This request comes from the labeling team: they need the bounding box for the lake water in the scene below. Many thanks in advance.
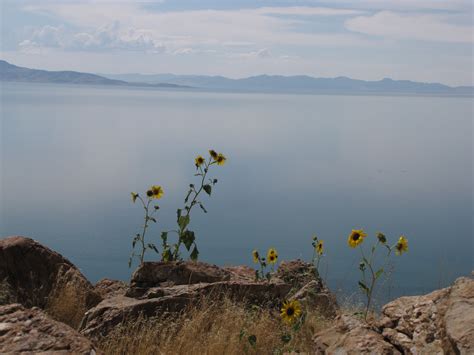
[1,82,472,306]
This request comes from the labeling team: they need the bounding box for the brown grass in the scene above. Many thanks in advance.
[98,297,333,355]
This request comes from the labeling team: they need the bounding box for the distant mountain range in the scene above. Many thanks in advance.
[1,60,472,96]
[0,60,188,89]
[102,73,474,96]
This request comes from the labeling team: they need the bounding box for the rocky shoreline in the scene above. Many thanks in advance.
[0,236,472,354]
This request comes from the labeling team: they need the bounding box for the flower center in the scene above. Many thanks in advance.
[352,233,360,241]
[286,307,294,316]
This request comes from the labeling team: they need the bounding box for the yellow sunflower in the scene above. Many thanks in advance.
[252,250,260,264]
[216,153,227,166]
[316,240,324,255]
[209,149,218,160]
[348,229,367,248]
[280,300,302,324]
[395,236,408,255]
[267,248,278,264]
[147,185,164,200]
[195,155,205,167]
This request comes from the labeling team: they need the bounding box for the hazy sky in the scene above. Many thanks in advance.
[1,0,473,85]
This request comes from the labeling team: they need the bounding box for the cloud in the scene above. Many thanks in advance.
[19,4,374,53]
[254,6,364,16]
[19,22,166,53]
[72,22,166,52]
[231,48,272,59]
[324,0,472,11]
[19,25,63,49]
[345,11,473,43]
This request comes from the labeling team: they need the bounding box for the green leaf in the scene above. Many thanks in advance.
[181,230,195,250]
[161,232,168,242]
[162,249,171,262]
[247,335,257,348]
[176,208,182,222]
[184,188,193,203]
[281,334,291,344]
[178,215,190,230]
[199,203,207,213]
[147,217,157,223]
[190,245,199,261]
[358,281,369,292]
[203,184,212,196]
[375,268,384,279]
[148,243,159,254]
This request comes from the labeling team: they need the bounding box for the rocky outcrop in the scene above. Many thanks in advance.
[378,276,473,354]
[80,260,336,340]
[94,279,127,299]
[276,260,337,318]
[0,303,98,354]
[131,261,231,288]
[313,276,474,354]
[0,236,102,328]
[314,314,401,354]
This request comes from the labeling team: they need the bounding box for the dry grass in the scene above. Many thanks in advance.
[98,297,333,355]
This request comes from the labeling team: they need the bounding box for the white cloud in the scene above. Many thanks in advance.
[231,48,272,59]
[325,0,472,11]
[255,6,364,16]
[19,22,167,53]
[345,11,473,43]
[19,4,373,53]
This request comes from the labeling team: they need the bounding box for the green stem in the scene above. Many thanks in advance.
[139,198,152,265]
[172,158,211,260]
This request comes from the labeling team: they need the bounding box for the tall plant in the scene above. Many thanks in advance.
[161,150,226,262]
[347,229,408,318]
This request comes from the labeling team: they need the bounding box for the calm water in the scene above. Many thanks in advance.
[1,82,472,305]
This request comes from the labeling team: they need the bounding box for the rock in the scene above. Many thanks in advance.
[0,236,102,328]
[81,260,336,340]
[94,279,127,299]
[224,265,256,282]
[276,259,320,289]
[378,276,474,354]
[130,261,231,288]
[0,303,98,354]
[290,280,338,318]
[82,280,292,340]
[313,314,401,354]
[276,260,338,317]
[444,277,474,354]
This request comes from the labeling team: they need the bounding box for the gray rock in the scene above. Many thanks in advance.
[379,276,474,354]
[0,303,98,354]
[0,236,102,329]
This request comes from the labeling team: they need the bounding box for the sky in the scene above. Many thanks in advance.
[0,0,473,86]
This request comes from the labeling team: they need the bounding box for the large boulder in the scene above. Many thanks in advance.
[0,303,98,354]
[0,236,102,328]
[80,260,337,340]
[313,314,401,354]
[94,279,127,299]
[130,261,231,288]
[378,276,473,354]
[313,275,473,354]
